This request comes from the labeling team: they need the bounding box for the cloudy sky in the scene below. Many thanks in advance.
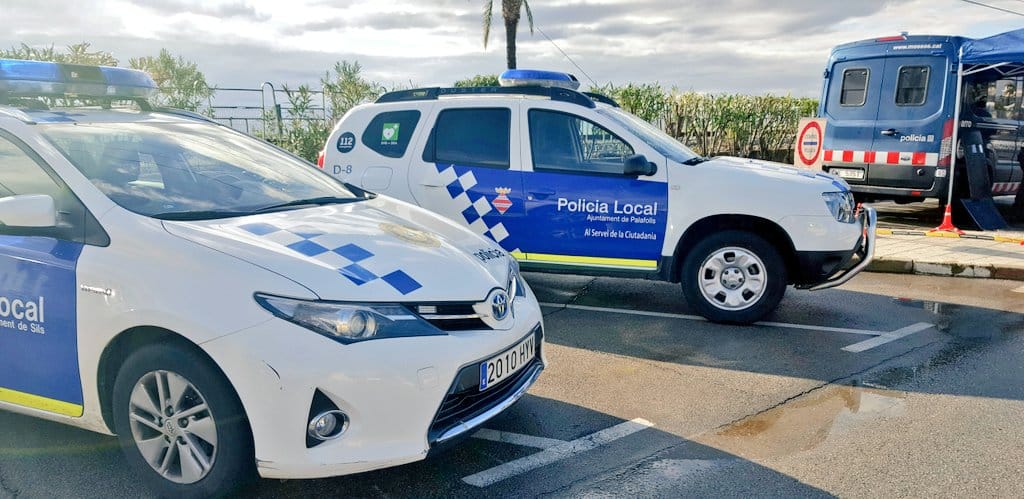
[1,0,1019,102]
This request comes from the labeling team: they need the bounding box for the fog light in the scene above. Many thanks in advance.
[307,410,349,441]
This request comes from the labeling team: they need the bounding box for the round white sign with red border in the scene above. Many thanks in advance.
[796,120,823,167]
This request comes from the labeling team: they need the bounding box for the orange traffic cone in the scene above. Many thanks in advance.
[930,203,963,235]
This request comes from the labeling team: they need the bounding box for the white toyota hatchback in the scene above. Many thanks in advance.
[0,60,544,497]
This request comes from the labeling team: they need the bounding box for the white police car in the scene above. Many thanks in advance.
[322,69,877,324]
[0,60,544,497]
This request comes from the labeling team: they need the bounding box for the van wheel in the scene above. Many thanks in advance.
[681,231,787,324]
[112,344,255,498]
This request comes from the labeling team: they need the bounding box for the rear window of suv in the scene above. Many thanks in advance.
[360,110,421,158]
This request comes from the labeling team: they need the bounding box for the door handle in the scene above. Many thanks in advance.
[880,128,898,136]
[419,181,445,187]
[528,189,555,199]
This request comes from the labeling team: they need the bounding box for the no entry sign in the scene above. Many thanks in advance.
[794,118,826,169]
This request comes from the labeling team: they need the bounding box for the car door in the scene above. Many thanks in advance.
[970,77,1023,187]
[0,131,91,417]
[407,102,528,253]
[519,104,668,270]
[871,55,949,189]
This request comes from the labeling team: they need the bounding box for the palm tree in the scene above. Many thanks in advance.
[482,0,534,69]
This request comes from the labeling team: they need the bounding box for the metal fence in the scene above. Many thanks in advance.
[201,83,334,138]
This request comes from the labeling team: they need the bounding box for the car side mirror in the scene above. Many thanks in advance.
[0,194,57,228]
[623,154,658,176]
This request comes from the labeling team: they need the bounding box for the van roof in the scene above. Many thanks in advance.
[830,34,970,56]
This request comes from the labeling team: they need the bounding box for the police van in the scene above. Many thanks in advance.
[322,70,877,325]
[0,60,545,497]
[818,34,1023,202]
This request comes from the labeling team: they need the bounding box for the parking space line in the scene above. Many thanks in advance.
[541,302,935,352]
[462,418,654,488]
[841,322,935,353]
[471,429,567,449]
[540,302,886,336]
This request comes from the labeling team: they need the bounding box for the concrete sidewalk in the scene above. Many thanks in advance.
[869,230,1024,281]
[863,197,1024,281]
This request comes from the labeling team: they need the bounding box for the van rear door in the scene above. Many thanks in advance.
[870,53,949,190]
[822,57,886,183]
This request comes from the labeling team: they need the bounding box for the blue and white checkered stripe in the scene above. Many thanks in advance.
[239,222,423,295]
[433,163,517,252]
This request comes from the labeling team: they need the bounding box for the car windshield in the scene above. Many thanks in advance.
[39,121,360,219]
[596,106,699,164]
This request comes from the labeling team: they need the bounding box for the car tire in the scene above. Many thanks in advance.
[112,343,255,498]
[681,230,787,324]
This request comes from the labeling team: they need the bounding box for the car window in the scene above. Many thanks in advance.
[528,109,633,174]
[431,108,511,169]
[895,66,929,106]
[39,121,359,219]
[597,106,697,164]
[965,78,1021,120]
[360,110,420,158]
[0,132,99,243]
[0,135,65,201]
[840,68,869,106]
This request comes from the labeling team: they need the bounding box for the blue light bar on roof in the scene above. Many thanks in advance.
[0,58,156,100]
[499,69,581,90]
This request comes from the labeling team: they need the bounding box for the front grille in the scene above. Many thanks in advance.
[415,302,489,331]
[428,325,543,443]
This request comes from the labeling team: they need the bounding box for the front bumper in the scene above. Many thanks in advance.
[795,206,877,291]
[201,297,545,480]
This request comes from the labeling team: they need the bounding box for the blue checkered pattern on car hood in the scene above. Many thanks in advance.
[237,221,423,295]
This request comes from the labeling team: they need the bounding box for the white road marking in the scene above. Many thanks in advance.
[541,302,934,352]
[541,302,886,336]
[841,322,935,353]
[471,429,567,449]
[462,418,654,488]
[1013,285,1024,294]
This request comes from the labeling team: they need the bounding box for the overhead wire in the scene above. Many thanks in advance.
[957,0,1024,16]
[534,26,599,88]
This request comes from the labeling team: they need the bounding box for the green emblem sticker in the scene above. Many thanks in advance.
[381,123,400,143]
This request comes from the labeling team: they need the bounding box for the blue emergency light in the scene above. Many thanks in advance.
[499,69,580,90]
[0,59,156,100]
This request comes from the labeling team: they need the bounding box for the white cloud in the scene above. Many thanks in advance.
[0,0,1017,98]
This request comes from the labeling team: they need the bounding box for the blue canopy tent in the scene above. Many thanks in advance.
[937,28,1024,230]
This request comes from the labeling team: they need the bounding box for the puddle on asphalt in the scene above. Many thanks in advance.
[699,385,905,460]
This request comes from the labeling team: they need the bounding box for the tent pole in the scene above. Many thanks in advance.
[934,47,965,233]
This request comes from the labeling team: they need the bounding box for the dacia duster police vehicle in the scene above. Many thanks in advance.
[0,60,544,497]
[322,70,877,324]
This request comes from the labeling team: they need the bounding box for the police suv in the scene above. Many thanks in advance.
[0,60,544,497]
[322,70,877,324]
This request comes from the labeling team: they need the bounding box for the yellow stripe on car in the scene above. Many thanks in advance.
[0,387,83,417]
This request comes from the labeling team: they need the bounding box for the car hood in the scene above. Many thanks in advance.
[162,197,513,302]
[700,156,849,190]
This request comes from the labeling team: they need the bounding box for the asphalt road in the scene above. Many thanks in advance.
[1,272,1022,498]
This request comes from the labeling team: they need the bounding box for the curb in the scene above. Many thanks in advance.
[875,228,1024,245]
[866,258,1024,282]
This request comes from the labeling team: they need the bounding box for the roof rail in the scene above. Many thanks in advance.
[155,107,219,124]
[582,92,619,107]
[376,85,598,109]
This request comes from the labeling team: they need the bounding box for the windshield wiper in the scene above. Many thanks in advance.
[683,156,709,165]
[251,196,365,214]
[153,210,253,221]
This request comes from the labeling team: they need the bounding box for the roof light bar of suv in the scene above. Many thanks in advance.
[0,59,157,101]
[499,69,581,90]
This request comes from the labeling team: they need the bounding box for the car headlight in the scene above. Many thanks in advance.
[509,261,526,298]
[255,294,444,343]
[821,191,857,224]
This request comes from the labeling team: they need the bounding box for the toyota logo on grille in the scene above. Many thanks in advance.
[489,289,510,321]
